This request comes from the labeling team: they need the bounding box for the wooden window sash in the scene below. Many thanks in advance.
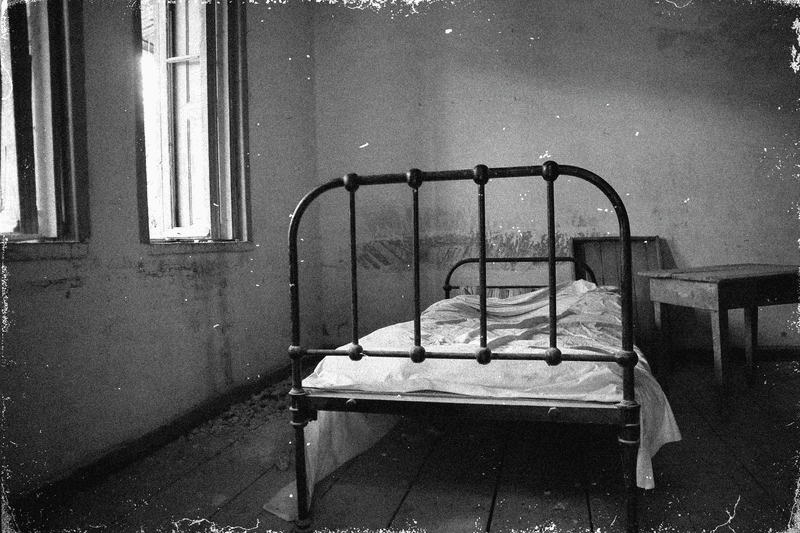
[138,0,248,243]
[7,0,38,236]
[2,0,88,242]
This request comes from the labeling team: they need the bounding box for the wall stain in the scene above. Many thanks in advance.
[33,276,83,291]
[652,4,786,68]
[356,231,591,271]
[136,259,222,283]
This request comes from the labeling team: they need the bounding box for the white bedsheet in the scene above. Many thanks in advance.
[265,280,681,521]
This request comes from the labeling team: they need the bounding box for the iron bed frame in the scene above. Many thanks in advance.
[287,161,641,532]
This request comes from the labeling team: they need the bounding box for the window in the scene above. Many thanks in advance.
[0,0,88,242]
[138,0,249,242]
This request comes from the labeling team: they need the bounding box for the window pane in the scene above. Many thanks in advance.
[170,0,209,235]
[0,0,20,233]
[28,0,56,237]
[140,0,246,243]
[141,0,170,238]
[213,0,233,239]
[141,0,212,241]
[0,0,56,239]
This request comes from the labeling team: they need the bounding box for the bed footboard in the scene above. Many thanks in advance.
[287,161,640,533]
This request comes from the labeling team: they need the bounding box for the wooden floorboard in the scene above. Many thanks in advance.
[490,423,592,533]
[14,416,263,533]
[210,466,296,533]
[310,417,439,531]
[663,361,798,532]
[9,360,800,533]
[111,418,295,533]
[388,418,504,532]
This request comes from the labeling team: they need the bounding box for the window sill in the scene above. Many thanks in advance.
[2,241,90,262]
[145,240,255,255]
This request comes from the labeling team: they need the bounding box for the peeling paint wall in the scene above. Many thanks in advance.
[1,1,320,496]
[355,231,579,270]
[308,0,800,348]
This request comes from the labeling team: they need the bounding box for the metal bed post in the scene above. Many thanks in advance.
[545,162,640,532]
[566,164,641,533]
[608,182,639,533]
[288,345,310,531]
[616,227,640,533]
[288,179,340,531]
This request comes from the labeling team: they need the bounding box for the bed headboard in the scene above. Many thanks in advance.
[288,161,636,400]
[442,256,598,299]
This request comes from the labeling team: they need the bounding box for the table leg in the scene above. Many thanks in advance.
[653,302,670,382]
[743,306,758,384]
[710,309,729,386]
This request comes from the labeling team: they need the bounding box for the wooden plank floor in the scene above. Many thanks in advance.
[9,359,800,533]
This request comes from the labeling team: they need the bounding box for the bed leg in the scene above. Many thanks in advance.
[288,345,312,532]
[618,400,641,533]
[292,422,312,532]
[621,438,639,533]
[289,379,312,532]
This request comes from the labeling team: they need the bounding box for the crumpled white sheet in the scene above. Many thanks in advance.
[265,280,681,522]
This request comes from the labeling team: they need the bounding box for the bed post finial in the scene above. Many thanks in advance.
[348,343,364,361]
[542,160,560,182]
[475,346,492,365]
[545,346,562,366]
[342,172,359,192]
[410,345,426,363]
[615,349,638,369]
[406,168,423,189]
[472,164,489,185]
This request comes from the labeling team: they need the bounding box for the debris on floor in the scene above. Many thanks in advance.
[191,379,292,439]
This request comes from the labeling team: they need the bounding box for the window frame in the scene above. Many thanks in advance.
[135,0,251,246]
[1,0,89,244]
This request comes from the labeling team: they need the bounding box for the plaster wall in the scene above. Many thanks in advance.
[309,0,800,351]
[2,1,319,495]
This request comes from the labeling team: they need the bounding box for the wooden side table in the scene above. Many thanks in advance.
[639,264,799,385]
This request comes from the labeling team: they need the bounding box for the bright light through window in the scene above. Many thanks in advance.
[139,0,245,242]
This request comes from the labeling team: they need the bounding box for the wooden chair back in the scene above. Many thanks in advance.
[572,236,663,361]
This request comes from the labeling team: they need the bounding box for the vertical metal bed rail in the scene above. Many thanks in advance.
[542,161,563,367]
[348,182,359,346]
[344,174,364,361]
[473,165,491,364]
[407,169,426,363]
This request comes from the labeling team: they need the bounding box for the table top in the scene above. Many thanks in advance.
[639,263,799,283]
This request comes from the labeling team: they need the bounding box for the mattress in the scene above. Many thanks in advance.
[265,280,681,521]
